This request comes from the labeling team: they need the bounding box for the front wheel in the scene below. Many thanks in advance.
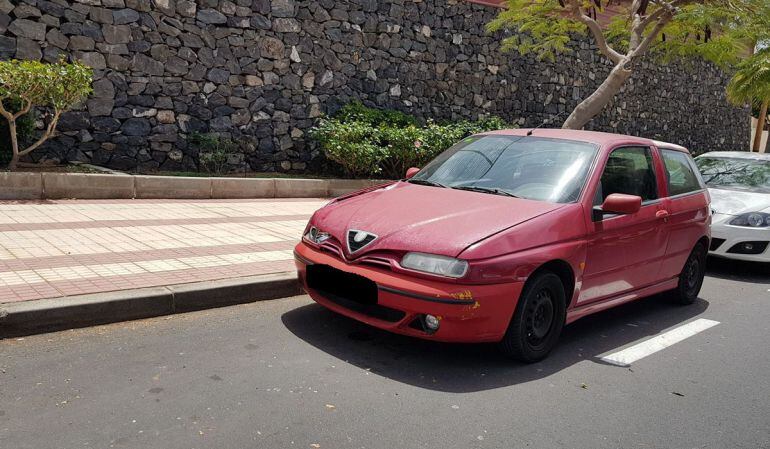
[672,243,707,305]
[499,271,566,363]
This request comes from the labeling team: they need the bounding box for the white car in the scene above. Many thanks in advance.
[694,151,770,262]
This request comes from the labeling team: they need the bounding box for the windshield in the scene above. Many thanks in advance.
[410,135,598,203]
[694,156,770,193]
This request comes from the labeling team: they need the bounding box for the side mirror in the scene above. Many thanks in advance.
[405,167,420,179]
[592,193,642,221]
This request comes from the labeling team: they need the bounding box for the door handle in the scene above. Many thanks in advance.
[656,210,670,219]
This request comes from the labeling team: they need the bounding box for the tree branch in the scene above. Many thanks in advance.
[630,13,674,59]
[638,5,669,30]
[566,0,624,64]
[13,100,32,120]
[18,110,61,156]
[0,98,13,121]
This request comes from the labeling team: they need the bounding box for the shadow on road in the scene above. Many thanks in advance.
[706,256,770,284]
[282,294,709,393]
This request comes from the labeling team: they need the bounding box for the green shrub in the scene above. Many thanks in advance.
[332,101,417,128]
[188,132,238,174]
[0,59,92,170]
[311,103,510,178]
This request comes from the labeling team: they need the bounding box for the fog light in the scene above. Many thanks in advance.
[424,314,440,331]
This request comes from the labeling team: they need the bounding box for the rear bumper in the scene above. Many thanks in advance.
[294,243,523,343]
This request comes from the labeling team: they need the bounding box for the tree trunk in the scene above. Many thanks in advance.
[7,119,18,171]
[562,63,633,130]
[753,99,769,152]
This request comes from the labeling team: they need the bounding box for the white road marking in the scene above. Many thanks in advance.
[600,318,720,366]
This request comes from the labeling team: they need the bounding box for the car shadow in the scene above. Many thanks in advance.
[706,256,770,284]
[281,294,709,393]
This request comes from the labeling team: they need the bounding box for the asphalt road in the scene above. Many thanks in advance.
[2,257,769,449]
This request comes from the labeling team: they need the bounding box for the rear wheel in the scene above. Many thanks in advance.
[672,243,707,305]
[499,271,566,363]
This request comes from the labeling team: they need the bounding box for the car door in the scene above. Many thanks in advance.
[579,146,670,304]
[656,148,711,279]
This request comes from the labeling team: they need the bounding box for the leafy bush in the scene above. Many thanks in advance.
[311,103,510,178]
[189,132,238,174]
[331,101,417,128]
[0,59,92,170]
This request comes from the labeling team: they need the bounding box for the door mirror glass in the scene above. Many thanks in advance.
[405,167,420,179]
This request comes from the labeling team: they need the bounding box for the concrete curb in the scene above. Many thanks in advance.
[0,272,302,339]
[0,172,388,200]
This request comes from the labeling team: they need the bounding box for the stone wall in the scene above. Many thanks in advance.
[0,0,749,173]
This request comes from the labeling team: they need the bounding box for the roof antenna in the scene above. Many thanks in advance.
[526,111,567,136]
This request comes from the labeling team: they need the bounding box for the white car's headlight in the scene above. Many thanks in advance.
[401,252,469,278]
[729,212,770,228]
[303,226,331,244]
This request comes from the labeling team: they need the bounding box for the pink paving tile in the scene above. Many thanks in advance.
[0,199,317,304]
[0,241,297,272]
[0,198,322,206]
[0,214,310,232]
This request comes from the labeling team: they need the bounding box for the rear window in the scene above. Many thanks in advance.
[661,150,703,196]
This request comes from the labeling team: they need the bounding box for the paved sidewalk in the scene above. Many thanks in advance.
[0,199,325,303]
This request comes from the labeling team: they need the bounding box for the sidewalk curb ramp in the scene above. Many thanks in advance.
[0,272,302,338]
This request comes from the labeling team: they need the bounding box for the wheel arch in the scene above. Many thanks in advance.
[697,235,709,250]
[528,259,576,308]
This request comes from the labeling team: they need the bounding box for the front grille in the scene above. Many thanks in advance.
[358,256,392,268]
[320,241,345,259]
[710,238,726,251]
[727,241,769,255]
[347,230,377,253]
[306,264,405,322]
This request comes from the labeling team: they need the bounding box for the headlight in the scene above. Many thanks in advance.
[729,212,770,228]
[303,226,331,244]
[401,252,469,278]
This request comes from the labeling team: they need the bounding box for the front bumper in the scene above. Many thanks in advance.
[709,213,770,262]
[294,242,522,343]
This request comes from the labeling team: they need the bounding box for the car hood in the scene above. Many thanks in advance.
[709,187,770,215]
[311,182,565,258]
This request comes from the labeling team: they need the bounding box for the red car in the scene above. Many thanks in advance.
[294,129,710,362]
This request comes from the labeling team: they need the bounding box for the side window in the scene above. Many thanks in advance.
[594,146,658,205]
[660,149,703,196]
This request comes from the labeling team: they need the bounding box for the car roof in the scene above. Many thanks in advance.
[650,140,689,153]
[480,128,690,153]
[696,151,770,160]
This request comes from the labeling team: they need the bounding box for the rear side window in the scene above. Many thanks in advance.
[661,150,703,196]
[594,146,658,205]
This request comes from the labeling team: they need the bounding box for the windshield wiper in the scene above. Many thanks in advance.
[407,179,448,188]
[452,186,519,198]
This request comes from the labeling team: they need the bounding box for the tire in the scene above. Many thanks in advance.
[499,271,566,363]
[672,243,707,305]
